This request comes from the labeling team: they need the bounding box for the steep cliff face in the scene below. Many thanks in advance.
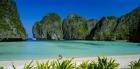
[31,6,140,42]
[87,19,97,34]
[86,19,97,40]
[62,14,88,40]
[87,7,140,42]
[32,22,43,39]
[0,0,27,41]
[88,16,117,40]
[32,13,63,40]
[115,7,140,42]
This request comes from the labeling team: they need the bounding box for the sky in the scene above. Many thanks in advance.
[15,0,140,38]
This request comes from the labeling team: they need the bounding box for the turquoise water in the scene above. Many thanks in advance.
[0,41,140,60]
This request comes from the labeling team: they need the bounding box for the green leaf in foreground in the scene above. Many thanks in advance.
[129,59,140,69]
[35,61,50,69]
[95,57,119,69]
[77,61,95,69]
[1,57,121,69]
[50,59,76,69]
[12,64,17,69]
[0,67,4,69]
[23,61,33,69]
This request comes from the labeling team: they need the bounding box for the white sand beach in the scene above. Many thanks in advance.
[0,55,140,69]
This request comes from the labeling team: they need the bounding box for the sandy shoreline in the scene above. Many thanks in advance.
[0,54,140,69]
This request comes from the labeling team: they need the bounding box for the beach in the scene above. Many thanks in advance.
[0,54,140,69]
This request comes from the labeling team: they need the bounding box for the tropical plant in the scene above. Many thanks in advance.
[91,57,119,69]
[35,61,50,69]
[23,61,34,69]
[129,59,140,69]
[77,57,119,69]
[77,61,95,69]
[12,64,17,69]
[0,57,120,69]
[50,59,76,69]
[0,66,4,69]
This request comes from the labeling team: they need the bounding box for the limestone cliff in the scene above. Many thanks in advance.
[115,7,140,42]
[0,0,27,41]
[93,16,117,40]
[32,13,63,40]
[62,14,88,40]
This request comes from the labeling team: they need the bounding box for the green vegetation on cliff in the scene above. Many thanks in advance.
[62,14,88,39]
[115,7,140,42]
[88,7,140,42]
[0,0,27,41]
[32,13,63,40]
[93,16,117,41]
[32,6,140,42]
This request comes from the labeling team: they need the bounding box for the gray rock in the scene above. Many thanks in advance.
[87,6,140,42]
[62,14,88,40]
[87,19,97,33]
[32,13,63,40]
[0,0,27,41]
[93,16,118,40]
[86,19,98,40]
[115,7,140,42]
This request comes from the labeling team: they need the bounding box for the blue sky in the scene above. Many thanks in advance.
[15,0,140,38]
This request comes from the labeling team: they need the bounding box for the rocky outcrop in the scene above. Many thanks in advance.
[93,16,117,40]
[32,13,63,40]
[87,19,97,34]
[86,19,97,40]
[88,7,140,42]
[115,7,140,42]
[0,0,27,41]
[32,22,43,39]
[62,14,88,40]
[32,6,140,42]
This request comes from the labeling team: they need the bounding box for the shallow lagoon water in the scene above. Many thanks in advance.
[0,40,140,60]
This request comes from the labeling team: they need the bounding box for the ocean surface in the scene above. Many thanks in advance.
[0,40,140,60]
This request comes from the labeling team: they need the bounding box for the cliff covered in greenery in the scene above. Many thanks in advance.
[0,0,27,41]
[115,7,140,42]
[62,14,88,40]
[32,6,140,42]
[93,16,118,41]
[32,13,63,40]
